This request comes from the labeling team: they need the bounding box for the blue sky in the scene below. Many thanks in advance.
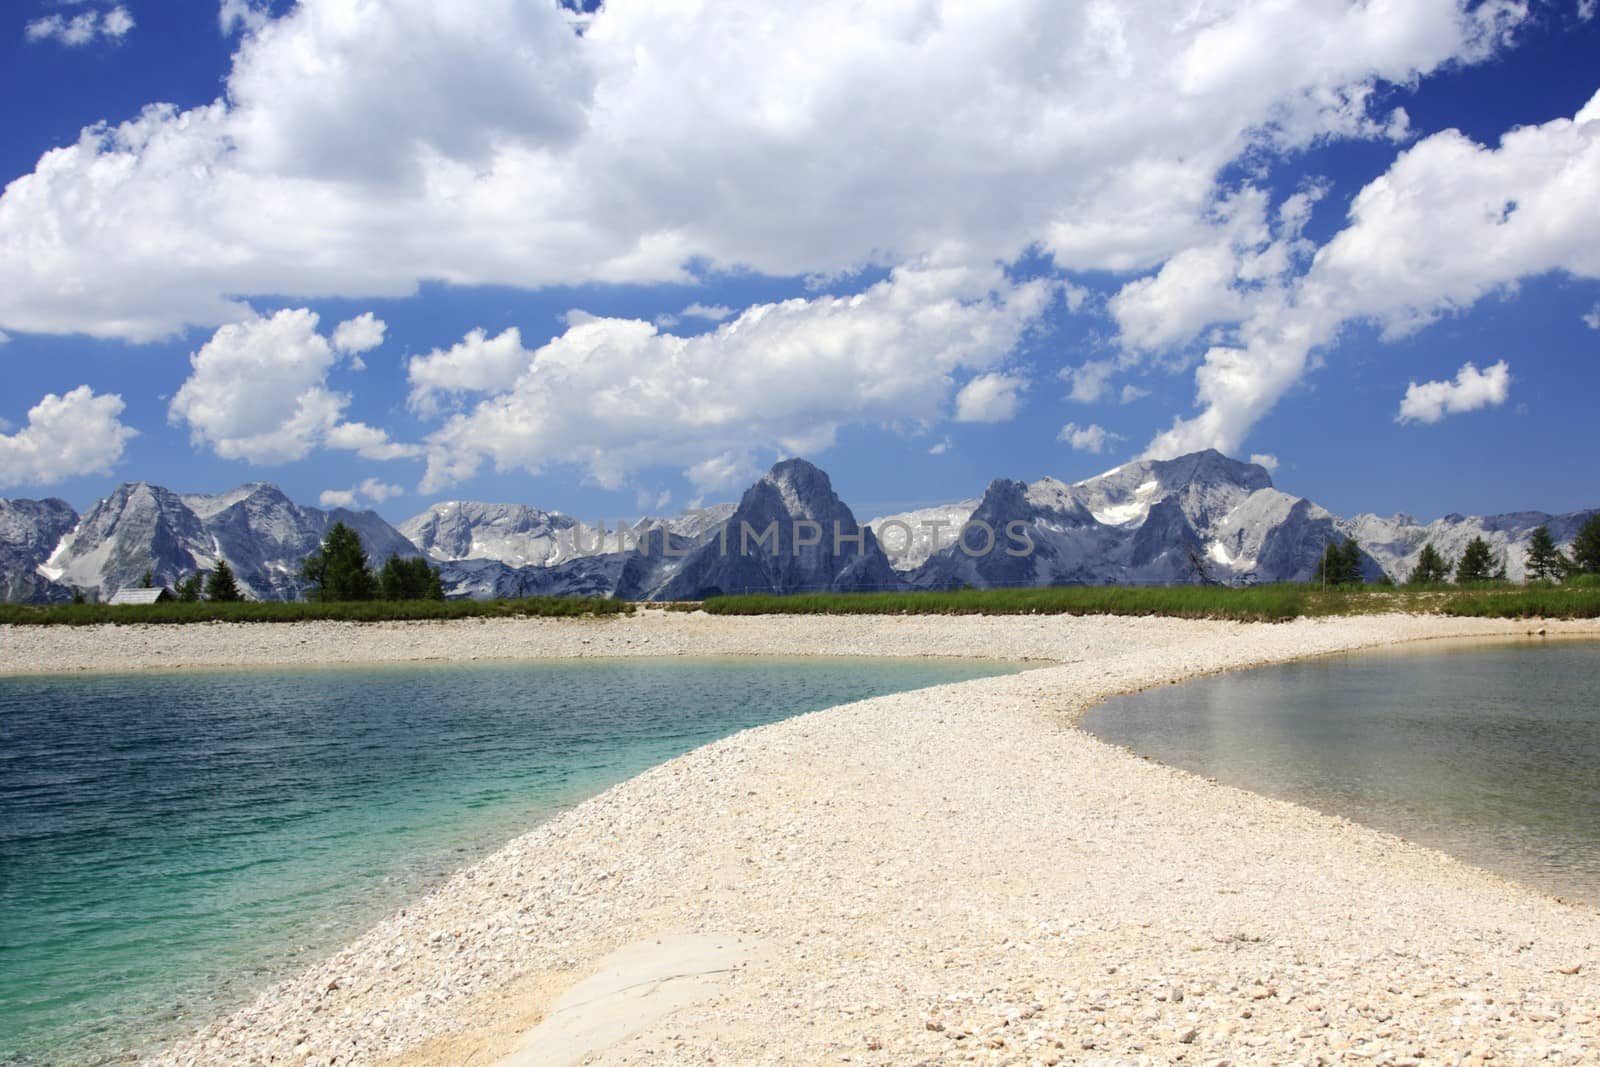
[1,0,1597,525]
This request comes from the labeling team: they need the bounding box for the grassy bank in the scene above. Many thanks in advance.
[693,586,1305,621]
[8,586,1597,626]
[0,597,634,627]
[1436,587,1600,619]
[694,584,1600,621]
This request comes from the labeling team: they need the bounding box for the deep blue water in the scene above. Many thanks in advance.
[1084,639,1600,907]
[0,657,1019,1065]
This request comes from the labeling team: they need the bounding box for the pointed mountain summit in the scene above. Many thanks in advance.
[1072,450,1274,530]
[904,476,1112,589]
[42,482,212,597]
[653,458,900,600]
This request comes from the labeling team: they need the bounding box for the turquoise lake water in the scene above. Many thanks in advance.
[1084,639,1600,907]
[0,657,1019,1065]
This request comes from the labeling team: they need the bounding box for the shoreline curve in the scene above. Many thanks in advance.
[7,611,1598,1064]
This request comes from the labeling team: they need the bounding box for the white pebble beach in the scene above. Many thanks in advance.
[4,611,1598,1066]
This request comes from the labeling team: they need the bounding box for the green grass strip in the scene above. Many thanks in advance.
[7,585,1598,626]
[696,586,1307,621]
[695,584,1600,622]
[0,597,634,626]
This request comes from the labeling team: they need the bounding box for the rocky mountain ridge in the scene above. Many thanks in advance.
[648,459,900,600]
[3,452,1594,601]
[870,450,1590,586]
[28,482,420,602]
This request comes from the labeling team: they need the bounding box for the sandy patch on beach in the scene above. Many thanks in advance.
[7,612,1599,1065]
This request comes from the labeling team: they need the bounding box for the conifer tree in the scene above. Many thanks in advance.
[1339,538,1365,585]
[1406,543,1452,585]
[1454,536,1496,584]
[301,522,377,601]
[1572,515,1600,576]
[378,554,445,600]
[206,559,244,602]
[1525,525,1563,581]
[1315,538,1363,586]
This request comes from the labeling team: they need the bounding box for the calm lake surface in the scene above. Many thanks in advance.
[1084,639,1600,907]
[0,657,1020,1065]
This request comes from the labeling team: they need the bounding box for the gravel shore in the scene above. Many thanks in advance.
[6,612,1599,1065]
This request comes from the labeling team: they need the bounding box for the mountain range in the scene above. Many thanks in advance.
[2,451,1593,603]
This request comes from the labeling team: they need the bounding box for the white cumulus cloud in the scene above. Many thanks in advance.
[331,312,387,356]
[25,6,134,47]
[319,478,405,509]
[1063,359,1116,404]
[1249,452,1279,472]
[219,0,271,36]
[1110,237,1248,353]
[1584,304,1600,330]
[169,309,346,464]
[169,308,417,465]
[101,5,134,37]
[681,303,733,322]
[1144,90,1600,459]
[1058,422,1122,454]
[407,327,535,416]
[0,0,1568,488]
[1063,359,1153,406]
[416,263,1051,493]
[1107,183,1324,355]
[324,422,422,462]
[1397,360,1511,424]
[685,452,759,495]
[317,489,357,509]
[0,386,136,488]
[954,373,1028,423]
[0,0,1528,340]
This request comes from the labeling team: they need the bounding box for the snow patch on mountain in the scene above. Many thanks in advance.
[1085,479,1162,527]
[0,497,78,602]
[867,500,980,571]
